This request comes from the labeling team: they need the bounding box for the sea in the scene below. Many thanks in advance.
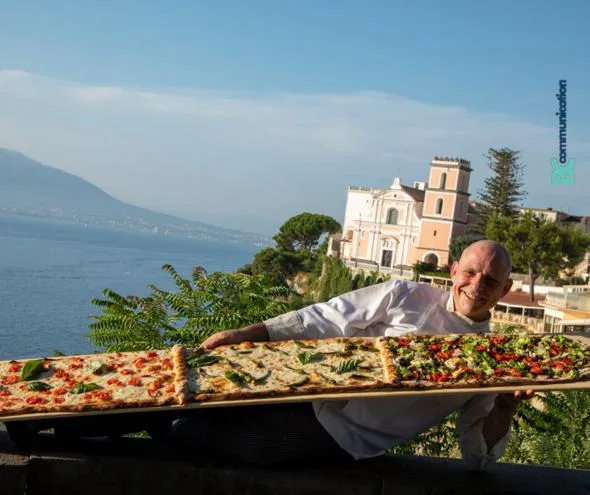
[0,213,259,360]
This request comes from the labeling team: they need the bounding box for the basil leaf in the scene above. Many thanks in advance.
[335,359,362,374]
[27,381,52,392]
[187,355,221,368]
[297,351,322,365]
[224,370,247,387]
[69,383,101,394]
[20,359,46,382]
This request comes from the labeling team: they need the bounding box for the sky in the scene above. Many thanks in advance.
[0,0,589,235]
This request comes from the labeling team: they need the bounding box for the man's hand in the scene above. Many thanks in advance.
[483,389,534,449]
[495,389,535,412]
[201,323,269,349]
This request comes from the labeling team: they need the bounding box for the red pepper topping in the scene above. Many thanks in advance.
[8,363,22,373]
[2,375,19,385]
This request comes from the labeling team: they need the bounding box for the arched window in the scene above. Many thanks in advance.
[436,198,443,215]
[386,208,399,225]
[440,173,447,189]
[424,253,439,268]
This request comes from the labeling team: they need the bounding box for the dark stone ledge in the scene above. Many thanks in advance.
[1,430,589,495]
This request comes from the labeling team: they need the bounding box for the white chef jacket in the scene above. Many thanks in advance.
[263,280,511,470]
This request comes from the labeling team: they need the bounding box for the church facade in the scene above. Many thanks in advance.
[328,157,475,270]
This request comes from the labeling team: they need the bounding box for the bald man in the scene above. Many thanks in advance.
[11,241,529,469]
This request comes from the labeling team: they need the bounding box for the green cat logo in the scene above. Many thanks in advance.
[550,158,575,185]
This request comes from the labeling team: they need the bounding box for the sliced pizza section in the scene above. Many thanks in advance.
[384,333,590,389]
[0,348,183,416]
[185,337,389,402]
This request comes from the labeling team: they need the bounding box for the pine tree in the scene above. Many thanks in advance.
[476,148,527,231]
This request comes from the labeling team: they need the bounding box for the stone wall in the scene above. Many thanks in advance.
[1,431,589,495]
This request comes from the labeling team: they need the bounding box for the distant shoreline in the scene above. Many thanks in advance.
[0,209,271,248]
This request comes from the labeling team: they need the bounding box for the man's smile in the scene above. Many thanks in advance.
[461,289,486,303]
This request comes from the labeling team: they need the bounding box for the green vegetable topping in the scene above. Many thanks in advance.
[335,359,362,374]
[297,351,322,365]
[69,383,101,394]
[187,355,221,368]
[27,381,52,392]
[20,359,46,382]
[224,370,247,387]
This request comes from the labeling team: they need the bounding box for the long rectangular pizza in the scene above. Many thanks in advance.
[1,333,589,417]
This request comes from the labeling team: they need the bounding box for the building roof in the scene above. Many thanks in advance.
[400,185,425,203]
[497,291,546,308]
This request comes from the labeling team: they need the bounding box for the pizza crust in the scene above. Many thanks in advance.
[171,344,188,405]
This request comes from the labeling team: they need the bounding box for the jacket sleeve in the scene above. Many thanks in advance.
[456,393,511,471]
[263,280,403,341]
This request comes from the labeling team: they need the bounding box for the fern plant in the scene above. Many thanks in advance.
[502,391,590,469]
[87,265,290,352]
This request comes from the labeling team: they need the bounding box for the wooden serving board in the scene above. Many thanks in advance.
[3,377,590,423]
[2,334,589,423]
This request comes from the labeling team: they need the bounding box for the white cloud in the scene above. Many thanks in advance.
[0,69,587,234]
[68,86,124,103]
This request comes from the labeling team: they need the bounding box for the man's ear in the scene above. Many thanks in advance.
[501,278,513,297]
[450,261,459,277]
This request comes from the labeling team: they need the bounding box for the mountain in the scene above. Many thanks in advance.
[0,148,271,246]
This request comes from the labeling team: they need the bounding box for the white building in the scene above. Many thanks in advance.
[328,157,475,271]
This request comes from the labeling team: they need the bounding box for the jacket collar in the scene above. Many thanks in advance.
[445,292,490,332]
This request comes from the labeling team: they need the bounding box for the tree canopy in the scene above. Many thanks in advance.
[273,212,341,253]
[486,212,590,301]
[240,247,301,286]
[449,233,483,262]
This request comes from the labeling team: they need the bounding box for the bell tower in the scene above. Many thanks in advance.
[415,157,472,267]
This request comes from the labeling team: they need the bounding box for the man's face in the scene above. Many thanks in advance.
[450,247,512,321]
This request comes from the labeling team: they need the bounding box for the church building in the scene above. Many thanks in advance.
[328,157,475,270]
